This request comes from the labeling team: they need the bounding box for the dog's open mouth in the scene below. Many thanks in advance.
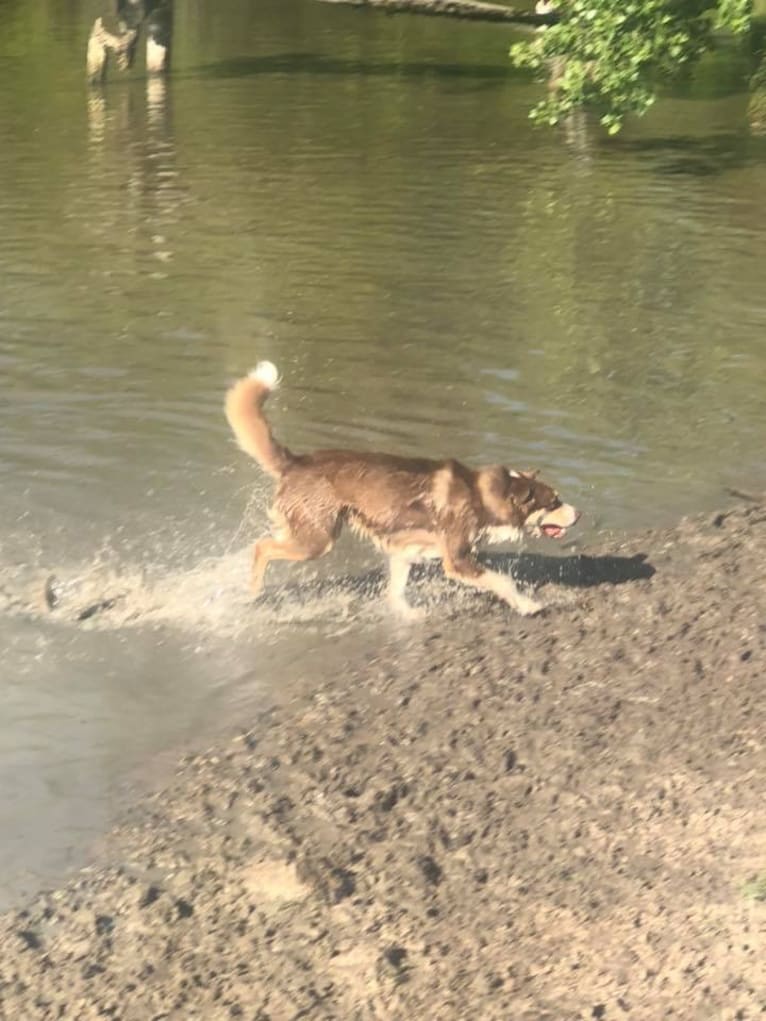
[535,501,579,540]
[541,524,565,539]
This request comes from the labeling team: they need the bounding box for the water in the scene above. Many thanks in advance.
[1,0,765,906]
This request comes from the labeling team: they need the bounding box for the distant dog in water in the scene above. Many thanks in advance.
[225,362,579,617]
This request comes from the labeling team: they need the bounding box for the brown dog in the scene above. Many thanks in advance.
[225,362,579,617]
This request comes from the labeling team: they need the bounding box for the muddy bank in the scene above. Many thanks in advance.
[1,501,765,1020]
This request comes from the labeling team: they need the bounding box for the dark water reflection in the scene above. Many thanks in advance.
[0,0,765,905]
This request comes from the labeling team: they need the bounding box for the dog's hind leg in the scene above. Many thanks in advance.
[251,528,335,597]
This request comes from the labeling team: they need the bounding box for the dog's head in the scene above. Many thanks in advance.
[478,467,579,540]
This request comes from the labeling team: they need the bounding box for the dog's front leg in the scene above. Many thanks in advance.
[479,569,542,616]
[442,544,542,616]
[387,554,424,620]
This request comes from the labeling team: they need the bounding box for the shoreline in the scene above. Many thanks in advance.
[1,500,765,1019]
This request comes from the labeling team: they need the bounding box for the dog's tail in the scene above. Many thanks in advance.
[225,361,293,478]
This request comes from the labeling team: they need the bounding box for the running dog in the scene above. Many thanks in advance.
[225,362,579,617]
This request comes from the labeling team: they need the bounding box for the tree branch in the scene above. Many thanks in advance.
[315,0,556,27]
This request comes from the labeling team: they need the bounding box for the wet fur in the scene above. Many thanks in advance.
[225,363,579,617]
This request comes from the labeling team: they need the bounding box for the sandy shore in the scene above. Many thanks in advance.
[1,499,765,1020]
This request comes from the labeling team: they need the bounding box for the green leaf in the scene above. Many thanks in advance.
[509,0,754,133]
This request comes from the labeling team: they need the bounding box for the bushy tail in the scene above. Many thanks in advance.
[224,361,293,478]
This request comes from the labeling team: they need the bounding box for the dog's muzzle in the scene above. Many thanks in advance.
[534,503,580,540]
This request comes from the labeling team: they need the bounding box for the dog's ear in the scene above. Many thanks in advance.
[507,473,533,505]
[520,468,539,481]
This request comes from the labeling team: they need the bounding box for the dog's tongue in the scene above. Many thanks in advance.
[542,524,564,539]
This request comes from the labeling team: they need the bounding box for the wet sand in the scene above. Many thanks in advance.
[1,499,765,1020]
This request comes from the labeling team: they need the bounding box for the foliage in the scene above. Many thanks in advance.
[510,0,753,132]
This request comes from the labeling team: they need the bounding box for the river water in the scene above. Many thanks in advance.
[1,0,765,907]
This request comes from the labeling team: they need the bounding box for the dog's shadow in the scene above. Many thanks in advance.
[482,550,655,589]
[261,550,655,610]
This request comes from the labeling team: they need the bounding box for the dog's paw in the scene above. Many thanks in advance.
[514,595,544,617]
[390,600,426,622]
